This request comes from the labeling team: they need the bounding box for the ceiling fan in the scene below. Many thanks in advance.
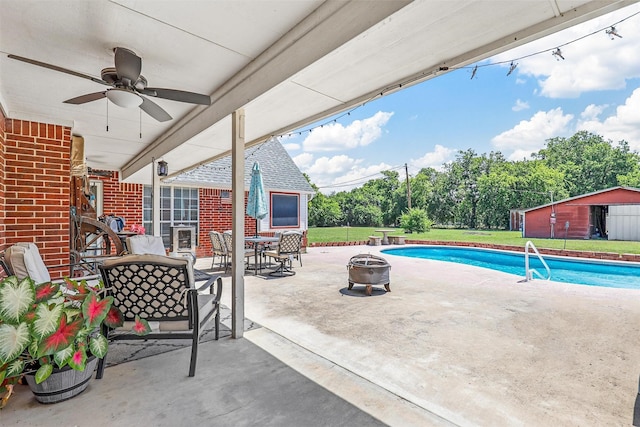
[8,47,211,122]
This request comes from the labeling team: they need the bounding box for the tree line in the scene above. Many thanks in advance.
[308,131,640,229]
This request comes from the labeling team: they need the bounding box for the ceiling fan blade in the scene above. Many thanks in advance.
[114,47,142,84]
[8,54,109,86]
[139,96,172,122]
[140,87,211,105]
[64,92,107,104]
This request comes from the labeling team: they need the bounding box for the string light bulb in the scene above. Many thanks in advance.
[552,48,565,61]
[606,26,622,39]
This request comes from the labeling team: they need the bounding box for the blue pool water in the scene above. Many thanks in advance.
[382,246,640,289]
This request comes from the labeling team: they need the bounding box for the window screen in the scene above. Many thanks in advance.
[271,193,299,227]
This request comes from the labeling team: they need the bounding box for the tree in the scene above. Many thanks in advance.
[533,131,640,196]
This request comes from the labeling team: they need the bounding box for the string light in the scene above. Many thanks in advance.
[552,48,565,61]
[606,26,622,39]
[470,65,478,79]
[273,9,638,139]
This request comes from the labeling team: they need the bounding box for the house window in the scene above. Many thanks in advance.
[143,186,199,246]
[271,193,299,228]
[88,180,103,216]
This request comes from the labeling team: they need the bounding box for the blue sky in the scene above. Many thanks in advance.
[282,3,640,194]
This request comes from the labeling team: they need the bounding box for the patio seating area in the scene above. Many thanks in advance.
[3,245,640,426]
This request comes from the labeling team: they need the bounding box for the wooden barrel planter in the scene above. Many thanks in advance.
[347,254,391,295]
[25,355,98,404]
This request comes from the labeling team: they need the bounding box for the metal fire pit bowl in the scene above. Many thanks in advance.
[347,254,391,296]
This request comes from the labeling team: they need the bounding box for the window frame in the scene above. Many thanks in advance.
[270,192,300,229]
[143,185,199,247]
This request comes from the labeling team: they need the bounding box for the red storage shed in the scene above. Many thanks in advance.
[523,187,640,240]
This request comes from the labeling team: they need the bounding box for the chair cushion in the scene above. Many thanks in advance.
[126,235,167,256]
[5,242,51,284]
[102,253,195,290]
[115,294,216,332]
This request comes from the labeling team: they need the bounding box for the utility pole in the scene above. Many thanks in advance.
[405,163,411,209]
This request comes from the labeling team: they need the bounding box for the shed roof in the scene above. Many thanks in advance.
[165,137,314,195]
[524,186,640,213]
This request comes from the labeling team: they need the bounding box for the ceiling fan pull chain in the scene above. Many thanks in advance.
[106,99,109,132]
[139,109,142,139]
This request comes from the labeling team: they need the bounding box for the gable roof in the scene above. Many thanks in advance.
[165,137,314,194]
[523,186,640,213]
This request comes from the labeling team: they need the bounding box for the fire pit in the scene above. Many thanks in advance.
[347,254,391,296]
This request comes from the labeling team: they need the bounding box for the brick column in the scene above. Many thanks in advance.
[4,119,72,279]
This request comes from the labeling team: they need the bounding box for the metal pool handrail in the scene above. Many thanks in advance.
[524,241,551,281]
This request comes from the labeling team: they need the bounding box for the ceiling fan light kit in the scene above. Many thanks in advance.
[8,47,211,122]
[105,88,142,108]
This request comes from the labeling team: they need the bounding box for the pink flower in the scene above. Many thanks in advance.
[130,224,146,235]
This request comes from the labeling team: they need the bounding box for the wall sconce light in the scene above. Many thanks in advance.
[157,160,168,176]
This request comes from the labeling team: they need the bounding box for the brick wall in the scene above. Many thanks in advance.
[197,188,257,257]
[0,108,6,251]
[90,170,143,226]
[3,118,72,279]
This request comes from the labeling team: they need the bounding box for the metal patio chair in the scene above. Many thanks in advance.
[97,254,222,378]
[264,231,303,276]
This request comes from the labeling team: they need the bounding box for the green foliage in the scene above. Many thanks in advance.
[533,131,640,196]
[306,131,640,231]
[400,208,432,233]
[308,192,343,227]
[0,276,144,409]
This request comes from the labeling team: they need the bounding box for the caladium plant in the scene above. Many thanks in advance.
[0,276,151,408]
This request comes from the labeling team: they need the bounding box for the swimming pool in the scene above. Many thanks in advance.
[382,246,640,289]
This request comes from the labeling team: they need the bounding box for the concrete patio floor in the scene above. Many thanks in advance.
[3,244,640,426]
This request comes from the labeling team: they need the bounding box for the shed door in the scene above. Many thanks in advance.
[608,205,640,241]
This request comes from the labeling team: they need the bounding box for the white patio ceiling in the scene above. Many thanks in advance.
[1,0,636,184]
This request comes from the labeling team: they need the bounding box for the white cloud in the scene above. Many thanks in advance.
[512,99,530,111]
[292,152,314,169]
[282,142,301,151]
[293,153,394,194]
[491,108,574,160]
[580,103,607,120]
[491,4,640,97]
[302,111,394,152]
[409,144,455,173]
[577,87,640,149]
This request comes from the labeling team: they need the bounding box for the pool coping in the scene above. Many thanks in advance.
[308,240,640,262]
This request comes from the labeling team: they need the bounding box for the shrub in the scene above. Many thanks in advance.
[400,208,433,233]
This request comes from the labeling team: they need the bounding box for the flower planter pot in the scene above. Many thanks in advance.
[25,356,98,404]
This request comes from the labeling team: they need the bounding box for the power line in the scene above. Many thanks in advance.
[275,8,639,138]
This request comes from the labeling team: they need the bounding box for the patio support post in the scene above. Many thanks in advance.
[231,109,246,338]
[152,158,161,236]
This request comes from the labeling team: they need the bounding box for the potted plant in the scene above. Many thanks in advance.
[0,275,150,408]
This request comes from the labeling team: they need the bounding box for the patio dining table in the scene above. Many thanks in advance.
[375,229,395,245]
[245,236,279,275]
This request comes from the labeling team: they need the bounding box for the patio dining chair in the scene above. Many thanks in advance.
[125,234,167,256]
[209,231,228,270]
[97,254,223,378]
[264,231,303,276]
[126,234,212,282]
[222,231,253,272]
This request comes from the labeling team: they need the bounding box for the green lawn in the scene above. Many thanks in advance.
[307,226,640,255]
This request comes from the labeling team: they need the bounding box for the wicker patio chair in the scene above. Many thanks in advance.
[97,254,223,378]
[221,231,253,272]
[209,231,228,270]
